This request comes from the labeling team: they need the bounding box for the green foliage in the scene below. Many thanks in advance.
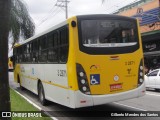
[10,88,51,120]
[10,89,37,111]
[10,0,35,45]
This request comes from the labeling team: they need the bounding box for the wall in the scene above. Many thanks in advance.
[117,0,160,33]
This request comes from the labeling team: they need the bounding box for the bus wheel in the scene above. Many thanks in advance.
[155,89,160,92]
[18,75,24,90]
[38,82,46,106]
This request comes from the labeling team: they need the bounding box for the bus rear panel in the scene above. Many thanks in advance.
[70,15,145,108]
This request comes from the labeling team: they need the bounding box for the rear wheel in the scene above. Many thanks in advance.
[38,82,47,106]
[155,89,160,92]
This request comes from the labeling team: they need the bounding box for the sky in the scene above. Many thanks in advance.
[9,0,140,55]
[23,0,140,34]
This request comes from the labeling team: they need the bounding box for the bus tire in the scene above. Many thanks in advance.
[38,82,47,106]
[18,75,24,90]
[155,89,160,92]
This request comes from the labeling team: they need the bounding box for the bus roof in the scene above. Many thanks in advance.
[16,20,68,47]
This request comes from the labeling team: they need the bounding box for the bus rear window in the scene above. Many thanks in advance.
[81,20,138,48]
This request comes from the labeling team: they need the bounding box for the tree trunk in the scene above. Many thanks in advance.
[0,0,11,114]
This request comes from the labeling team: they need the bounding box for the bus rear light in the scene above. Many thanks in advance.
[80,100,86,103]
[76,63,91,95]
[138,59,144,86]
[110,56,119,58]
[139,78,143,83]
[79,72,84,77]
[140,72,143,76]
[81,79,86,84]
[82,86,87,91]
[110,56,119,60]
[140,66,143,70]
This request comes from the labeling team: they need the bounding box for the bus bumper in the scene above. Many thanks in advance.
[74,82,145,108]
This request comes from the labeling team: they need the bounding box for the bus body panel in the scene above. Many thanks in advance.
[74,82,145,108]
[73,15,144,96]
[13,15,145,108]
[43,82,70,107]
[18,64,44,94]
[15,64,70,107]
[75,50,143,95]
[67,17,79,91]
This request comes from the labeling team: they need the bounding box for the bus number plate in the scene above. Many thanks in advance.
[110,83,122,91]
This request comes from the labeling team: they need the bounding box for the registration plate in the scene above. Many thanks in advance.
[110,83,122,91]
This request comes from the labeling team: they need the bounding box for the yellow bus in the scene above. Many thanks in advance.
[13,14,145,108]
[8,57,13,70]
[8,50,13,71]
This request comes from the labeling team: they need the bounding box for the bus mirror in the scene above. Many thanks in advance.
[71,21,76,27]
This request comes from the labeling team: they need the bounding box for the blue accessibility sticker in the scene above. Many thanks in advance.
[90,74,100,85]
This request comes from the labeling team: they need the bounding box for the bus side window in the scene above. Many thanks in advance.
[48,33,54,48]
[59,26,69,63]
[32,39,38,63]
[26,43,31,62]
[23,45,27,62]
[18,46,23,63]
[53,32,59,62]
[39,36,47,62]
[29,42,32,62]
[47,32,58,63]
[16,48,19,63]
[54,32,58,47]
[13,48,16,64]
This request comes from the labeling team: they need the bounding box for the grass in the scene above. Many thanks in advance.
[10,88,52,120]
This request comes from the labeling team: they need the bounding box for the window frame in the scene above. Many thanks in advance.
[77,15,140,55]
[13,24,69,64]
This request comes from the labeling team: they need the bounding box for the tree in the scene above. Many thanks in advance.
[10,0,35,46]
[0,0,11,113]
[0,0,35,114]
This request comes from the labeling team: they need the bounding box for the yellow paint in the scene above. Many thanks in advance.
[8,58,13,69]
[66,17,79,90]
[14,64,20,83]
[13,16,143,95]
[69,19,143,94]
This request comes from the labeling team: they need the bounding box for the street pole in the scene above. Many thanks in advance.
[55,0,69,19]
[65,0,68,19]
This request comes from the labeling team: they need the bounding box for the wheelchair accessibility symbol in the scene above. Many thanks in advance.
[90,74,100,85]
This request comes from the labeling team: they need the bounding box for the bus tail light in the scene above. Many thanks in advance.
[76,63,91,95]
[138,59,144,86]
